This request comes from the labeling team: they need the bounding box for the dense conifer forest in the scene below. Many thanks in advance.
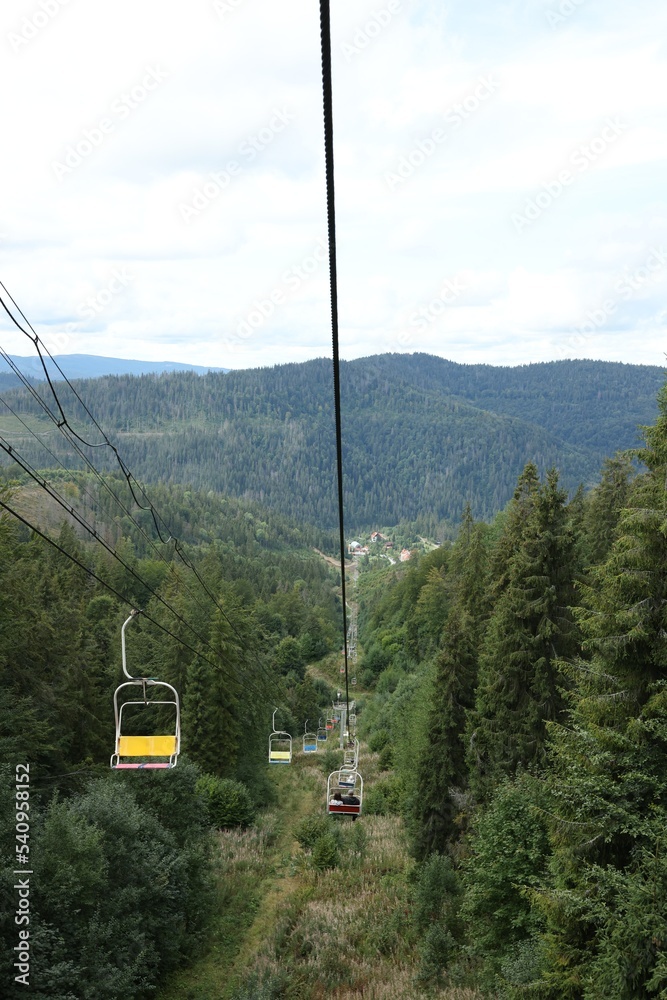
[0,354,662,529]
[356,380,667,995]
[2,359,667,998]
[0,480,342,999]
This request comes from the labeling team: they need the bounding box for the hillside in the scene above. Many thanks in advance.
[0,353,662,529]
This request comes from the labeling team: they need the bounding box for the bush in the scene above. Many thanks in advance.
[368,728,390,753]
[460,776,549,979]
[414,854,461,930]
[294,815,329,852]
[27,779,215,999]
[230,969,292,1000]
[348,819,367,864]
[378,745,394,771]
[312,676,333,704]
[196,774,255,829]
[417,924,459,988]
[363,774,404,816]
[376,667,404,695]
[320,747,342,775]
[311,832,340,870]
[414,855,464,988]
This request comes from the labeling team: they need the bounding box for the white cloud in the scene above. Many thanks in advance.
[0,0,665,370]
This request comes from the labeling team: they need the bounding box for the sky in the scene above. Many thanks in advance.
[1,0,666,371]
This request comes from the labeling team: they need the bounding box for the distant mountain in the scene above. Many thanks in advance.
[0,353,663,530]
[4,354,228,383]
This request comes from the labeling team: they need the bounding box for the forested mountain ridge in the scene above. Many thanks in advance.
[1,353,662,529]
[4,353,226,383]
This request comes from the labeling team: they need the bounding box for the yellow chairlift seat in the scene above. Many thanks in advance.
[269,709,293,764]
[110,611,181,770]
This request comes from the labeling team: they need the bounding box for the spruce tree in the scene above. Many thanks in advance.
[540,385,667,997]
[412,603,478,859]
[487,461,541,601]
[581,452,634,567]
[467,469,577,801]
[411,511,490,858]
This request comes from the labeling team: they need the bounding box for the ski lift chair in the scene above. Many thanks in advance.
[343,738,359,770]
[327,770,363,816]
[338,767,356,788]
[317,718,327,742]
[110,611,180,770]
[303,721,318,753]
[269,709,293,764]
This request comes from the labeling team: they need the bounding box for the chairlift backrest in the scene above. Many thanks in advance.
[110,612,181,770]
[327,769,363,816]
[269,730,293,764]
[303,731,318,753]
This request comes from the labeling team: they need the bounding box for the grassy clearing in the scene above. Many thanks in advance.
[157,684,481,999]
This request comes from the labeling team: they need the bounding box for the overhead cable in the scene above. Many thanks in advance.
[0,284,245,642]
[319,0,350,721]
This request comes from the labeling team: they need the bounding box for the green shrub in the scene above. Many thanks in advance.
[417,924,459,988]
[414,855,463,988]
[363,774,404,816]
[460,777,549,980]
[378,744,394,770]
[414,854,461,931]
[230,969,291,1000]
[368,728,390,753]
[348,819,368,863]
[376,667,403,695]
[294,814,329,852]
[311,832,340,870]
[320,747,342,775]
[196,773,255,829]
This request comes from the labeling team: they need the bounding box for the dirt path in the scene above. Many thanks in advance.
[313,547,359,585]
